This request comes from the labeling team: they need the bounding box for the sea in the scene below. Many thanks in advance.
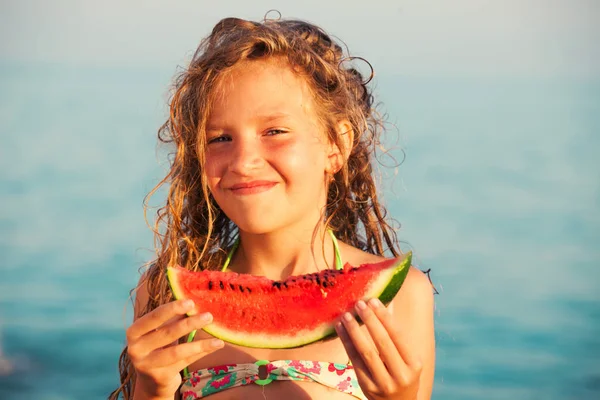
[0,62,598,399]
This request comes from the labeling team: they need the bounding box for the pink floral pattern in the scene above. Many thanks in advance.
[337,376,354,391]
[328,362,351,376]
[289,360,322,374]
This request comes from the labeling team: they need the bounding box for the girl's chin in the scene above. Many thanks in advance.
[229,216,282,235]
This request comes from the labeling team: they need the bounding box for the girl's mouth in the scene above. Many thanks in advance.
[229,181,277,195]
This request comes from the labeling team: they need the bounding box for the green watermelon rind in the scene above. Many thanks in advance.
[165,251,412,349]
[378,251,412,305]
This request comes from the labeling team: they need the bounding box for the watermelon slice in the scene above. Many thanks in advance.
[166,252,412,349]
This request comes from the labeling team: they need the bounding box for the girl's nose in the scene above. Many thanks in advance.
[228,137,264,173]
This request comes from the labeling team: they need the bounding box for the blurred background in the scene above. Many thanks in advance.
[0,0,598,399]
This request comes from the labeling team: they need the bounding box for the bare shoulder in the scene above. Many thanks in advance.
[341,243,434,305]
[394,265,435,309]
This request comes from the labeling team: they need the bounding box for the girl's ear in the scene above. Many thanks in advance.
[326,120,354,175]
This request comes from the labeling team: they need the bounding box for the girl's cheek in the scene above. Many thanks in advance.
[204,151,227,178]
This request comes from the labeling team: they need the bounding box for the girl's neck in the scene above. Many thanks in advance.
[227,224,339,280]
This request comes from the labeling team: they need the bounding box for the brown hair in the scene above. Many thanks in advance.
[110,14,405,399]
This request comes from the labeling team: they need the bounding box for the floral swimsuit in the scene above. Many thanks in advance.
[180,360,367,399]
[180,230,367,399]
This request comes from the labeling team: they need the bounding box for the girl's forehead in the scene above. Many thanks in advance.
[208,59,319,125]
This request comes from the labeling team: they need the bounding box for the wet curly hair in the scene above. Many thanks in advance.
[110,14,408,399]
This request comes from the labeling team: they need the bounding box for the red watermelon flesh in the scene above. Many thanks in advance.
[166,251,411,349]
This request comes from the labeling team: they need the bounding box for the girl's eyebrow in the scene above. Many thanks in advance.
[255,112,294,124]
[206,112,294,131]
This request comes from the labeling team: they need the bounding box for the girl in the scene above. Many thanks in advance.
[111,15,436,400]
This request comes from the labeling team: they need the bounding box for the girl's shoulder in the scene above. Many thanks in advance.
[341,243,434,309]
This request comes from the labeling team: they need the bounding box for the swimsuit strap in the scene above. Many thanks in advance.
[328,229,343,271]
[220,236,240,272]
[183,229,343,378]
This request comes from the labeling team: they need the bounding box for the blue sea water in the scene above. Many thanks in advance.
[0,63,598,399]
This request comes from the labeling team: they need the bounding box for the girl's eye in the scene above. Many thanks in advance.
[207,135,230,144]
[266,129,287,136]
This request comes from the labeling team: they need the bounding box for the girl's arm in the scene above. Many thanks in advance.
[390,267,436,399]
[336,266,436,400]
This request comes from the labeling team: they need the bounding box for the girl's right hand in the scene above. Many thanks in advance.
[126,299,224,399]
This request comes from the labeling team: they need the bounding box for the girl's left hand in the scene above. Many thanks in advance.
[335,298,423,400]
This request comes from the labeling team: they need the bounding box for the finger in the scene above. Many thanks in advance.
[355,300,405,373]
[146,338,225,370]
[370,298,421,367]
[138,312,213,351]
[340,311,391,383]
[127,299,195,340]
[335,321,375,390]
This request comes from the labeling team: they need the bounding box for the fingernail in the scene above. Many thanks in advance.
[211,339,224,348]
[184,299,195,309]
[356,300,367,310]
[201,313,213,323]
[343,312,353,322]
[369,298,382,308]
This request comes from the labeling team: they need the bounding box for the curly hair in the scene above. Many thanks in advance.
[109,14,406,399]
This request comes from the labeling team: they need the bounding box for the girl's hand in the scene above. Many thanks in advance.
[126,299,224,399]
[336,298,423,400]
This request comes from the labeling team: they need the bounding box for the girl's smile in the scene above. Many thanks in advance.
[228,180,278,195]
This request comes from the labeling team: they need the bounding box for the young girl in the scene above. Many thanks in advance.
[111,14,435,400]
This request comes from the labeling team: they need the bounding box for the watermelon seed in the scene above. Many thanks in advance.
[272,282,281,290]
[315,276,321,286]
[219,281,224,290]
[283,282,288,289]
[246,287,252,293]
[229,283,235,291]
[239,285,244,292]
[208,281,213,290]
[323,281,328,288]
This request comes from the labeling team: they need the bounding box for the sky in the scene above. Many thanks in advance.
[1,0,599,80]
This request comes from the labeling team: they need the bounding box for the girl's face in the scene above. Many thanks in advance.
[204,59,336,234]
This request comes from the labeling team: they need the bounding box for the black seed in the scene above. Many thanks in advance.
[219,281,224,290]
[247,287,252,293]
[239,285,244,292]
[329,281,335,287]
[208,281,213,290]
[323,281,328,288]
[283,282,288,289]
[229,283,235,290]
[272,282,281,289]
[315,276,321,286]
